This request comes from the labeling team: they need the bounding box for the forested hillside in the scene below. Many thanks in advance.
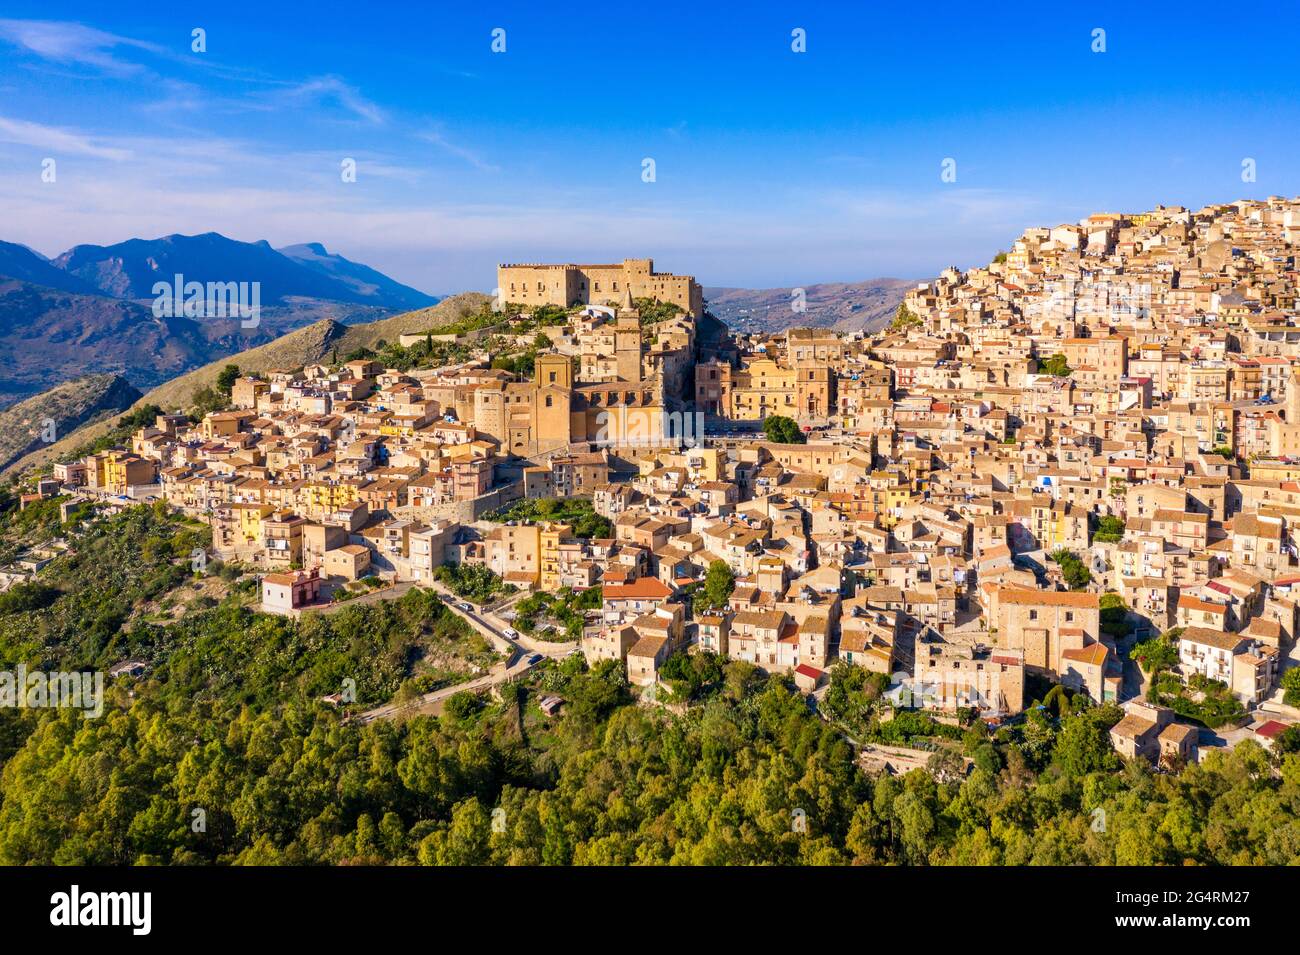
[0,500,1298,865]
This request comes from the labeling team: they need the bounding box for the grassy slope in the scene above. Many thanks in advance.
[0,374,141,472]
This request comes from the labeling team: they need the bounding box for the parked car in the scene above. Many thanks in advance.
[504,627,519,640]
[458,602,473,613]
[525,653,543,666]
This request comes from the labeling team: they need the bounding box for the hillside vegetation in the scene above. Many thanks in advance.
[0,374,141,472]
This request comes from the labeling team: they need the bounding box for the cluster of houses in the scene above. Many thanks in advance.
[26,205,1300,764]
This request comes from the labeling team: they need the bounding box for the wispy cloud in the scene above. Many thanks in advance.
[139,78,210,115]
[416,126,498,172]
[0,19,160,75]
[277,76,387,125]
[0,115,131,160]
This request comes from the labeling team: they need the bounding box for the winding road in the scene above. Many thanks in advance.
[352,580,577,724]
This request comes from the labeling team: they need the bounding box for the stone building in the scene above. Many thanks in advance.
[497,258,703,317]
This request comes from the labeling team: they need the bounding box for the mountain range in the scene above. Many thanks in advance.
[0,234,439,408]
[703,278,916,335]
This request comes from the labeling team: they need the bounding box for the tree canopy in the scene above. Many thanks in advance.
[702,559,736,609]
[1038,354,1072,377]
[763,416,805,445]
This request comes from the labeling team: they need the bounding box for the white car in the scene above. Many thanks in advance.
[504,627,519,640]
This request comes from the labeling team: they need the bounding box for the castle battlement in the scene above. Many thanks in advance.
[497,258,702,317]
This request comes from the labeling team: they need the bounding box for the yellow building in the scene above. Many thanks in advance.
[539,522,575,592]
[238,502,274,547]
[96,450,156,494]
[697,355,834,422]
[299,480,361,516]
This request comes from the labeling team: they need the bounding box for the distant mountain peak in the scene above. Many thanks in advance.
[276,241,437,311]
[0,230,440,409]
[0,240,102,295]
[32,231,435,310]
[287,242,331,257]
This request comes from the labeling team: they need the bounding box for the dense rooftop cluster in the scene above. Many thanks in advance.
[22,201,1300,766]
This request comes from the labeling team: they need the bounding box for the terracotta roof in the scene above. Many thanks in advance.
[1110,713,1157,739]
[603,577,673,600]
[1061,642,1109,666]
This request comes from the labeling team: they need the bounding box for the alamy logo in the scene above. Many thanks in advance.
[152,273,261,328]
[593,409,705,448]
[0,665,103,718]
[49,885,151,935]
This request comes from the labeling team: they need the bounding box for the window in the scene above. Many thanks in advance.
[1029,609,1038,621]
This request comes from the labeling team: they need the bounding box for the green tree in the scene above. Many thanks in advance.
[1099,592,1130,639]
[889,303,923,332]
[442,691,481,723]
[1093,515,1125,543]
[702,560,735,609]
[1038,354,1072,377]
[189,385,227,417]
[1053,705,1122,776]
[1274,724,1300,755]
[1049,549,1090,590]
[1282,668,1300,706]
[763,415,805,445]
[215,364,242,397]
[1131,634,1179,674]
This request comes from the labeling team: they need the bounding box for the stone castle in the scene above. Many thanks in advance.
[497,258,703,317]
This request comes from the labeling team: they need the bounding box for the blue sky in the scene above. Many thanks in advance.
[0,2,1296,294]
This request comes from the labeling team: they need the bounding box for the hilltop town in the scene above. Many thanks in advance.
[19,200,1300,765]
